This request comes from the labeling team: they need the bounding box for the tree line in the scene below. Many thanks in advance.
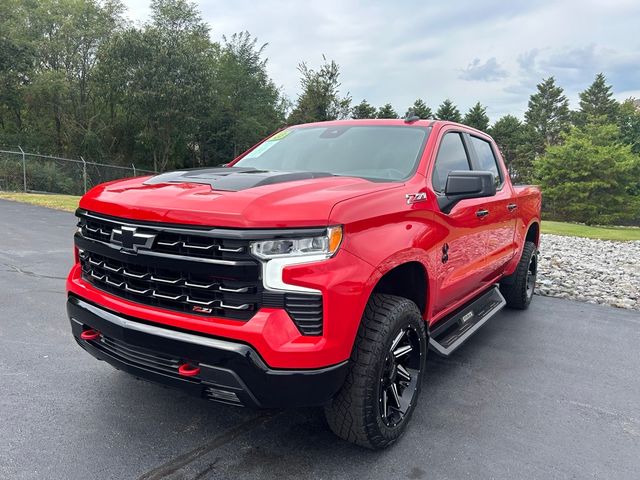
[341,75,640,225]
[0,0,287,171]
[1,0,639,224]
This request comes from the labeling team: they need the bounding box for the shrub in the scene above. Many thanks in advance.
[534,123,640,226]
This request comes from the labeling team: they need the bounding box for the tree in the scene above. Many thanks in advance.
[351,99,377,119]
[210,32,287,160]
[524,77,570,147]
[435,99,462,122]
[489,115,523,179]
[0,0,291,175]
[98,0,215,171]
[409,98,432,119]
[0,0,126,156]
[288,57,351,124]
[463,102,490,131]
[618,98,640,155]
[514,123,549,184]
[577,73,619,125]
[376,103,398,119]
[0,0,34,145]
[534,123,640,225]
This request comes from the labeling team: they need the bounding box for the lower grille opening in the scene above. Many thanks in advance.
[90,334,192,379]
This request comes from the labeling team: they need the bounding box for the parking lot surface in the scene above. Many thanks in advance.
[1,199,639,479]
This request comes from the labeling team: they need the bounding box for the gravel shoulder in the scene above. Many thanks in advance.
[537,233,640,310]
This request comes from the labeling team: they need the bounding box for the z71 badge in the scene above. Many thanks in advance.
[405,192,427,204]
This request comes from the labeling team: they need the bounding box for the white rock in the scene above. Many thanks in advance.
[534,233,640,311]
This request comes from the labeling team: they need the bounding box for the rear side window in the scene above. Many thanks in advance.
[470,136,502,187]
[432,133,470,192]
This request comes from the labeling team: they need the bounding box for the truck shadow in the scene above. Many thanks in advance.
[100,313,530,479]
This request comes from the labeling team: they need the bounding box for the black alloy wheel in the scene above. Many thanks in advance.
[379,325,422,427]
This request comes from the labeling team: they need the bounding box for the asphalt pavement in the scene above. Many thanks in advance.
[1,199,639,480]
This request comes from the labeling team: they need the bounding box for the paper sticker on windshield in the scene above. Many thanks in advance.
[270,129,291,141]
[243,130,292,159]
[244,140,278,159]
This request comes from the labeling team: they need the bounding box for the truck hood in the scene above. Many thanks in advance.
[79,168,402,228]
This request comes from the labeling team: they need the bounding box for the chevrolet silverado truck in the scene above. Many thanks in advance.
[67,119,541,449]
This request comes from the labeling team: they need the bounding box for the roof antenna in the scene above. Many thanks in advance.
[404,109,420,123]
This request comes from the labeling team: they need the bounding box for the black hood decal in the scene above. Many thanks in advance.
[143,167,334,191]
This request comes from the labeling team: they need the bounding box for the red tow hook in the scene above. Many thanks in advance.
[80,329,101,341]
[178,363,200,377]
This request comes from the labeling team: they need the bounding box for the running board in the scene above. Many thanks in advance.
[428,286,506,356]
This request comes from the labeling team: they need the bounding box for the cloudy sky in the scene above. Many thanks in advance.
[122,0,640,121]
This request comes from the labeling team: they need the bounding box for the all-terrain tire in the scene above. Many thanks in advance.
[500,240,538,309]
[324,294,427,449]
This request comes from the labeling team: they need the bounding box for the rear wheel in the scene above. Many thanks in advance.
[500,240,538,309]
[324,294,427,449]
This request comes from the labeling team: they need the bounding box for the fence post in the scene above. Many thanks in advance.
[18,146,26,192]
[81,156,87,193]
[132,163,136,177]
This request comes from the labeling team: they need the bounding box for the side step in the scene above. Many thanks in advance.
[428,286,506,356]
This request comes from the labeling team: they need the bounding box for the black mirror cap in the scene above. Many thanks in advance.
[438,170,496,213]
[445,170,496,196]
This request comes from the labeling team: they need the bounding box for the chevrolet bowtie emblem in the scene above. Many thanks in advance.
[110,226,156,253]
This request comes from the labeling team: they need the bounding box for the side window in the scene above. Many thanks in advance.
[432,133,470,192]
[470,136,503,188]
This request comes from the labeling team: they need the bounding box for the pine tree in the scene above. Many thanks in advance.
[618,98,640,154]
[524,77,570,147]
[435,99,462,122]
[376,103,399,119]
[409,98,432,119]
[534,123,640,225]
[489,115,523,180]
[577,73,619,124]
[463,102,490,131]
[351,99,377,119]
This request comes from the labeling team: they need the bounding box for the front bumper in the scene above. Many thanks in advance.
[67,244,376,369]
[67,295,348,408]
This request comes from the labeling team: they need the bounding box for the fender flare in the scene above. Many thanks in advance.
[357,247,432,317]
[503,219,540,280]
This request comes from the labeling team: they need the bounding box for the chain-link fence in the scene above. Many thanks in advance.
[0,148,156,195]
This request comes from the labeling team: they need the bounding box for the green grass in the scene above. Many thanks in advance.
[542,220,640,241]
[0,191,80,212]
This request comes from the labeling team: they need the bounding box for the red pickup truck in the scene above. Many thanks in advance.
[67,119,541,449]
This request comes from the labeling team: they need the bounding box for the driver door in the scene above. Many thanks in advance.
[429,131,488,316]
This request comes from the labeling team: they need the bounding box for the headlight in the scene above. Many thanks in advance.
[251,226,343,293]
[251,226,343,260]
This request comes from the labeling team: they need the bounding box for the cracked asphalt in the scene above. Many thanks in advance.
[1,199,639,480]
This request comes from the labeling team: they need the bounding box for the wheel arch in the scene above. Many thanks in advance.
[526,221,540,246]
[370,260,429,317]
[503,219,540,279]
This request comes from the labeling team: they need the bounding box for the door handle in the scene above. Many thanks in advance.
[507,203,518,211]
[476,209,489,218]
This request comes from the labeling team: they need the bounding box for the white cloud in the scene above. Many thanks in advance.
[121,0,640,122]
[459,58,508,82]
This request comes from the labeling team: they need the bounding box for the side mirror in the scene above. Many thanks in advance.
[438,170,496,213]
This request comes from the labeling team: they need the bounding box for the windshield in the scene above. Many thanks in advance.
[234,125,431,181]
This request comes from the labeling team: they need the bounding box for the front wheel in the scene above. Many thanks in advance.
[324,294,427,449]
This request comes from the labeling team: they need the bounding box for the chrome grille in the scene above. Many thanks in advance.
[79,250,257,319]
[75,210,325,334]
[76,211,260,320]
[79,213,248,261]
